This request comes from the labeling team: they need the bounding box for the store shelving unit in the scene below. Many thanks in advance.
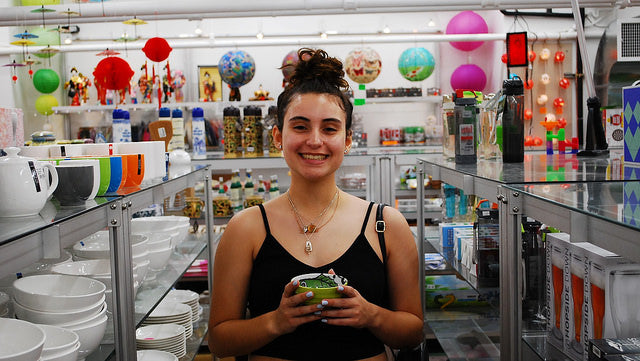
[0,166,215,361]
[414,153,640,361]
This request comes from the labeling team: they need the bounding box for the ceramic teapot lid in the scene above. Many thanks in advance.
[0,147,35,165]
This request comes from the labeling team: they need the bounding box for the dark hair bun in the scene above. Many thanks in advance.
[287,48,349,91]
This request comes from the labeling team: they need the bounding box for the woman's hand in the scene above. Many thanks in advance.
[314,285,376,329]
[271,279,323,335]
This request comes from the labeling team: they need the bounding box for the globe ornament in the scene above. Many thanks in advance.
[33,68,60,94]
[344,47,382,84]
[397,47,435,82]
[281,50,299,82]
[450,64,486,91]
[446,11,489,51]
[218,50,256,88]
[35,94,58,115]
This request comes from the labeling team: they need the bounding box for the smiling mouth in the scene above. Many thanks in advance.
[301,153,328,160]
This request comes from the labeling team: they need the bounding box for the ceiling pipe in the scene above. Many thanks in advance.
[0,0,628,26]
[0,31,578,55]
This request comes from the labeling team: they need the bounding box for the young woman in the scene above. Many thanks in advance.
[209,48,423,361]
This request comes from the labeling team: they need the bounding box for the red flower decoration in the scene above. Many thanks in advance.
[559,77,570,89]
[142,37,172,62]
[554,51,565,63]
[524,108,533,120]
[93,57,134,90]
[528,50,536,62]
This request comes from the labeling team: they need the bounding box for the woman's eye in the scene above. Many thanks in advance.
[293,125,307,130]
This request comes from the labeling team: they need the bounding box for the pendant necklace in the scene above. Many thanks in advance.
[287,189,339,253]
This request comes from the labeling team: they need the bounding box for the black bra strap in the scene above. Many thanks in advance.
[257,204,271,235]
[360,202,376,235]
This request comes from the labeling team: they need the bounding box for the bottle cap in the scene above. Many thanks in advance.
[192,107,204,118]
[159,107,171,118]
[112,108,123,119]
[122,110,130,120]
[503,78,524,96]
[172,108,183,118]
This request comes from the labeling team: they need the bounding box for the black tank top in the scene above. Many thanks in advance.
[248,202,388,360]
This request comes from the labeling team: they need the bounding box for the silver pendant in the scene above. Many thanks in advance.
[305,240,313,253]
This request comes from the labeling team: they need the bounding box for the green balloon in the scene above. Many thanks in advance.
[33,69,60,94]
[35,94,59,116]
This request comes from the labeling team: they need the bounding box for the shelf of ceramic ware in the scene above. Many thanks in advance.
[52,100,277,114]
[182,304,211,361]
[134,231,219,326]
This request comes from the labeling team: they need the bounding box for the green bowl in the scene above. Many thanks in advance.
[292,273,348,305]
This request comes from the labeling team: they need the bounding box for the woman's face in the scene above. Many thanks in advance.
[274,92,352,181]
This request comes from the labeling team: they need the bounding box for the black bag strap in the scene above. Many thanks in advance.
[376,203,388,265]
[376,203,428,361]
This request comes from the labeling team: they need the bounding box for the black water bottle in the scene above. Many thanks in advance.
[501,78,525,163]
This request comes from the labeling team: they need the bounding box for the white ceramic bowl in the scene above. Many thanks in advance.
[51,259,112,277]
[64,314,107,360]
[13,274,106,312]
[73,231,149,259]
[147,246,172,271]
[131,216,189,234]
[0,318,45,361]
[38,324,79,359]
[13,294,105,325]
[138,232,172,249]
[56,302,107,328]
[41,341,80,361]
[19,251,73,276]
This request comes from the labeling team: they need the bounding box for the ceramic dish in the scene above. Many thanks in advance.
[291,273,348,305]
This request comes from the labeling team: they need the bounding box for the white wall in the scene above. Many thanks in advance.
[0,8,615,142]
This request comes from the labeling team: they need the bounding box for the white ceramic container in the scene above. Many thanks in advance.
[13,274,106,312]
[0,318,45,361]
[0,147,59,217]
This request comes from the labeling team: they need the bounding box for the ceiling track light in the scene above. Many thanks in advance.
[256,31,264,39]
[382,25,391,34]
[320,32,327,39]
[427,19,436,27]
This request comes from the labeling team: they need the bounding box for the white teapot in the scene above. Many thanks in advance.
[0,147,58,217]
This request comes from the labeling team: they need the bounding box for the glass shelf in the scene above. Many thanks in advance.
[134,232,215,326]
[522,333,572,361]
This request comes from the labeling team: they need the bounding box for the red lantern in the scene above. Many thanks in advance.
[525,135,534,146]
[142,37,172,62]
[553,97,565,108]
[559,77,570,89]
[528,50,536,62]
[524,79,534,90]
[93,57,134,90]
[524,108,533,120]
[501,53,508,64]
[554,51,565,63]
[533,136,543,146]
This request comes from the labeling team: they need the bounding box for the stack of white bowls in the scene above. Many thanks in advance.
[0,318,45,361]
[39,324,81,361]
[131,216,190,249]
[0,291,9,317]
[136,323,186,358]
[50,259,142,311]
[164,289,200,323]
[141,300,193,339]
[137,349,179,361]
[137,232,173,275]
[19,250,73,277]
[12,274,108,361]
[72,230,150,283]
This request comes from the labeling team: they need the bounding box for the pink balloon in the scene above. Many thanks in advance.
[446,11,489,51]
[450,64,486,91]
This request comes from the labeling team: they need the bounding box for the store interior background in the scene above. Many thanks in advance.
[0,2,632,147]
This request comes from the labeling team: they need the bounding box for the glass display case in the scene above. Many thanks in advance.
[0,166,215,361]
[415,151,639,361]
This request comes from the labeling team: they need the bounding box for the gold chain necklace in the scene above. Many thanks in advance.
[287,189,339,253]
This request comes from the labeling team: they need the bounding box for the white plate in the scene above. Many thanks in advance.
[149,301,191,318]
[136,324,184,342]
[165,289,198,304]
[136,349,178,361]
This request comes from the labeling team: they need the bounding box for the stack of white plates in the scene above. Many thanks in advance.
[142,301,193,338]
[164,289,199,322]
[136,324,186,358]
